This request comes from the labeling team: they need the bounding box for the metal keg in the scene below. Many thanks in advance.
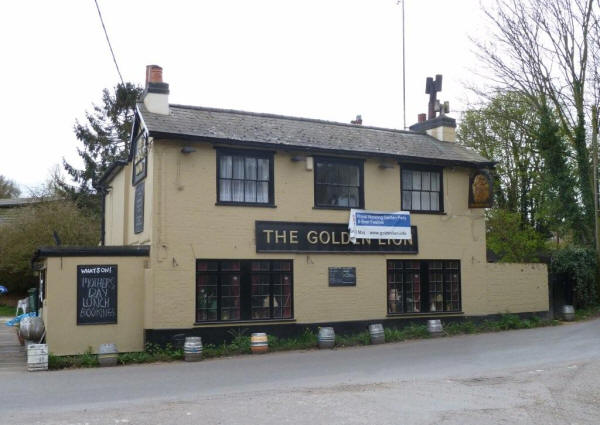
[561,305,575,321]
[368,323,385,345]
[19,316,45,341]
[250,333,269,354]
[98,343,118,367]
[318,327,335,349]
[184,336,203,361]
[427,319,444,337]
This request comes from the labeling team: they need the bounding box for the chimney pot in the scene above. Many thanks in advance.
[351,114,363,125]
[143,65,169,115]
[146,65,163,86]
[418,113,426,123]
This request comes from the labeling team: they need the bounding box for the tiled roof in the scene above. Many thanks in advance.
[138,103,493,167]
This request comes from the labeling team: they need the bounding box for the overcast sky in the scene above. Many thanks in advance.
[0,0,492,192]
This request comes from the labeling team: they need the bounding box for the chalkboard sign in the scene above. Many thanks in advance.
[77,265,118,325]
[134,182,144,234]
[328,267,356,286]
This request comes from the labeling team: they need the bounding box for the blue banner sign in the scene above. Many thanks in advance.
[349,210,412,241]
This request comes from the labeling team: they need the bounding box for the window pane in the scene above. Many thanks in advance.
[431,193,439,211]
[402,170,412,189]
[412,171,421,190]
[421,192,430,210]
[232,180,244,202]
[411,191,421,210]
[315,163,329,184]
[245,181,256,202]
[245,157,257,180]
[339,164,359,186]
[402,191,411,210]
[257,182,269,203]
[316,184,330,205]
[422,172,431,190]
[219,180,232,201]
[219,155,232,178]
[257,158,269,180]
[232,156,244,179]
[431,172,440,191]
[348,187,359,207]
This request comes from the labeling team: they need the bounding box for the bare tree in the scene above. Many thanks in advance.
[474,0,599,244]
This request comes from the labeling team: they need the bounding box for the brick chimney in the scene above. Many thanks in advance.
[409,115,456,142]
[143,65,170,115]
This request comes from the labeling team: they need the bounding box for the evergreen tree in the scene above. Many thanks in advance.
[535,99,583,243]
[61,82,143,214]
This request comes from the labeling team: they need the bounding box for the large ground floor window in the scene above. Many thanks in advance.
[196,260,293,322]
[387,260,461,314]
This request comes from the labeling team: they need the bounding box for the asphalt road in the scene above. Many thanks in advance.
[2,319,599,425]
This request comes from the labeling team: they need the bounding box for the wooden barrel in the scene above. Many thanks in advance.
[98,343,118,367]
[368,323,385,345]
[250,333,269,354]
[318,327,335,349]
[427,320,444,337]
[561,305,575,321]
[184,336,203,361]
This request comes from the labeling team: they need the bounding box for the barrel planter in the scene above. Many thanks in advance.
[250,333,269,354]
[184,336,203,361]
[368,324,385,345]
[427,320,444,337]
[561,305,575,321]
[98,343,118,367]
[27,343,48,372]
[318,327,335,349]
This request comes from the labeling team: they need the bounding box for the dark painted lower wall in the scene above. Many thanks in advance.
[145,311,551,348]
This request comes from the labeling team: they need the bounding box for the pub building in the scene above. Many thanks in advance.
[32,66,548,355]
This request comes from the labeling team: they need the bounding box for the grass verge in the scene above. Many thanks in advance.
[46,313,566,370]
[0,304,15,317]
[574,304,600,321]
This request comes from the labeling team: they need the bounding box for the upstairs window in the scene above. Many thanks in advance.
[217,150,274,206]
[314,157,364,209]
[401,167,443,212]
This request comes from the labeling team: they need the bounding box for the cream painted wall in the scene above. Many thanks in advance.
[43,256,148,356]
[141,140,547,329]
[104,164,128,245]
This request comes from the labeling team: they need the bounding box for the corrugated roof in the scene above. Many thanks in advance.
[138,104,493,167]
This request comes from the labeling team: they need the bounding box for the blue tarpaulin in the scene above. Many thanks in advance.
[5,312,36,326]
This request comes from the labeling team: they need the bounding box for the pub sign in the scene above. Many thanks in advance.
[256,221,418,253]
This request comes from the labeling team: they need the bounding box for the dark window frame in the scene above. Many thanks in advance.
[215,148,275,207]
[387,259,461,315]
[313,156,365,210]
[400,165,444,213]
[195,259,294,323]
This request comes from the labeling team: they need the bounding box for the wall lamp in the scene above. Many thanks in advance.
[181,146,196,154]
[290,155,306,162]
[378,160,396,169]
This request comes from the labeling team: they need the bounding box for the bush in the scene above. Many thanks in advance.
[551,246,598,307]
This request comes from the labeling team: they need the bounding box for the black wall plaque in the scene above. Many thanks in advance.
[256,221,418,253]
[77,265,118,325]
[329,267,356,286]
[134,182,144,234]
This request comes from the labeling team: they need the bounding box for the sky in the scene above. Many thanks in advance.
[0,0,493,192]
